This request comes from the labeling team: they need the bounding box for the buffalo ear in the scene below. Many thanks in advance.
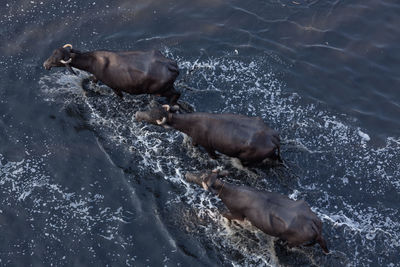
[209,173,218,184]
[219,170,229,177]
[149,100,159,107]
[202,173,218,192]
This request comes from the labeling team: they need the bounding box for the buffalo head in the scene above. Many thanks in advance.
[135,104,178,126]
[185,169,229,193]
[43,44,76,74]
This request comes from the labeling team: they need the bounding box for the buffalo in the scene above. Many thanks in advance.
[135,104,281,165]
[43,44,180,104]
[185,170,329,253]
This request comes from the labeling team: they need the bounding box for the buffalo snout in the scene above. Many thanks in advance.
[43,61,52,70]
[135,111,148,122]
[135,108,168,126]
[185,172,203,186]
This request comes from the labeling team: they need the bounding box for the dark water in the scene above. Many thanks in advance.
[1,0,400,266]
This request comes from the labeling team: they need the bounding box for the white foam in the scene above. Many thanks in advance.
[358,129,371,142]
[0,153,132,254]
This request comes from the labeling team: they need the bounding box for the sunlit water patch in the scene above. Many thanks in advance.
[39,53,400,266]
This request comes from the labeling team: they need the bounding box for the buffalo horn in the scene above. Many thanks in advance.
[63,44,73,49]
[156,117,167,125]
[60,58,72,64]
[162,105,170,112]
[202,181,209,191]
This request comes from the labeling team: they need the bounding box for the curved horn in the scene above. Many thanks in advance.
[162,105,170,112]
[202,181,209,191]
[63,44,73,49]
[156,117,167,125]
[60,58,72,64]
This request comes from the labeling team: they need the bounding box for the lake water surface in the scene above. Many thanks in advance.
[1,0,400,266]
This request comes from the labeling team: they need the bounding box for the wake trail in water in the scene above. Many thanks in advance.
[38,52,400,266]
